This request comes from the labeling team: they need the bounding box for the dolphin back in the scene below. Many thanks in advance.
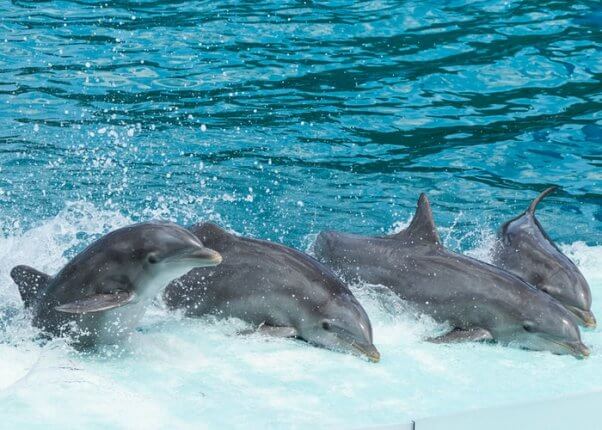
[188,222,234,250]
[10,265,52,308]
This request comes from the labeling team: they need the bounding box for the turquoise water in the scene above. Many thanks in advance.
[0,1,601,428]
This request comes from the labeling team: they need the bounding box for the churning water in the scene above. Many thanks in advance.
[0,1,600,429]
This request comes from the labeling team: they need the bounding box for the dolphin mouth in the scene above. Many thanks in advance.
[551,339,590,359]
[564,305,597,328]
[352,342,381,363]
[182,248,223,266]
[569,342,591,359]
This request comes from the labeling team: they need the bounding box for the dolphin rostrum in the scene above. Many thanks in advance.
[314,194,589,358]
[11,221,222,348]
[493,187,595,327]
[163,222,380,362]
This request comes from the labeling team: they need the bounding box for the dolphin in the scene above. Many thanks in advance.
[10,221,222,348]
[163,222,380,362]
[493,187,595,327]
[313,194,589,358]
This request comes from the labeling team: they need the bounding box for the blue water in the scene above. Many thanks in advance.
[0,1,601,428]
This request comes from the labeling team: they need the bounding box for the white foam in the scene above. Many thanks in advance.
[0,205,600,428]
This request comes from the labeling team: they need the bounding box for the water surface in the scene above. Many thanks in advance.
[0,1,600,428]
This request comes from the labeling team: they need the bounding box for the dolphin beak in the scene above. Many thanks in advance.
[546,338,590,359]
[582,312,597,329]
[353,342,381,363]
[565,305,597,328]
[560,342,590,358]
[187,247,223,266]
[568,342,590,359]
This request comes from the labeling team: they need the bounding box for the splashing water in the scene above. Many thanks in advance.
[0,0,600,428]
[0,205,600,429]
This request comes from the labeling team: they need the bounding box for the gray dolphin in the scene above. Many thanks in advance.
[313,194,589,358]
[10,221,222,348]
[163,222,380,362]
[493,187,595,328]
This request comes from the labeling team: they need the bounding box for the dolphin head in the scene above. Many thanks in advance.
[538,260,594,328]
[141,222,222,269]
[298,289,380,363]
[493,294,590,358]
[119,222,222,297]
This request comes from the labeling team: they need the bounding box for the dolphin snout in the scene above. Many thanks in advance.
[354,342,381,363]
[569,342,590,359]
[565,305,597,329]
[581,311,597,329]
[575,343,590,358]
[187,247,223,266]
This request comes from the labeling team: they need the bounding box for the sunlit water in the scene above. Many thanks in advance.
[0,0,600,429]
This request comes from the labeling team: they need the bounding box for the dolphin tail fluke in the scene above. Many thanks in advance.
[10,265,52,308]
[527,186,557,215]
[393,193,441,245]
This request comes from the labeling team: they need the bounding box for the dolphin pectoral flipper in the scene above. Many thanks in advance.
[10,265,53,308]
[55,291,136,314]
[239,324,299,338]
[258,325,299,337]
[428,327,493,344]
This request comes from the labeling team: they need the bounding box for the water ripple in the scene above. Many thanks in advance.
[0,0,600,245]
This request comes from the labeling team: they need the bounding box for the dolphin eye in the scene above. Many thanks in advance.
[532,274,544,285]
[147,253,159,264]
[322,321,331,331]
[523,322,535,333]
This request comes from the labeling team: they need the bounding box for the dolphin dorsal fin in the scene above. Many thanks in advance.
[10,265,52,308]
[393,194,441,245]
[526,186,557,215]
